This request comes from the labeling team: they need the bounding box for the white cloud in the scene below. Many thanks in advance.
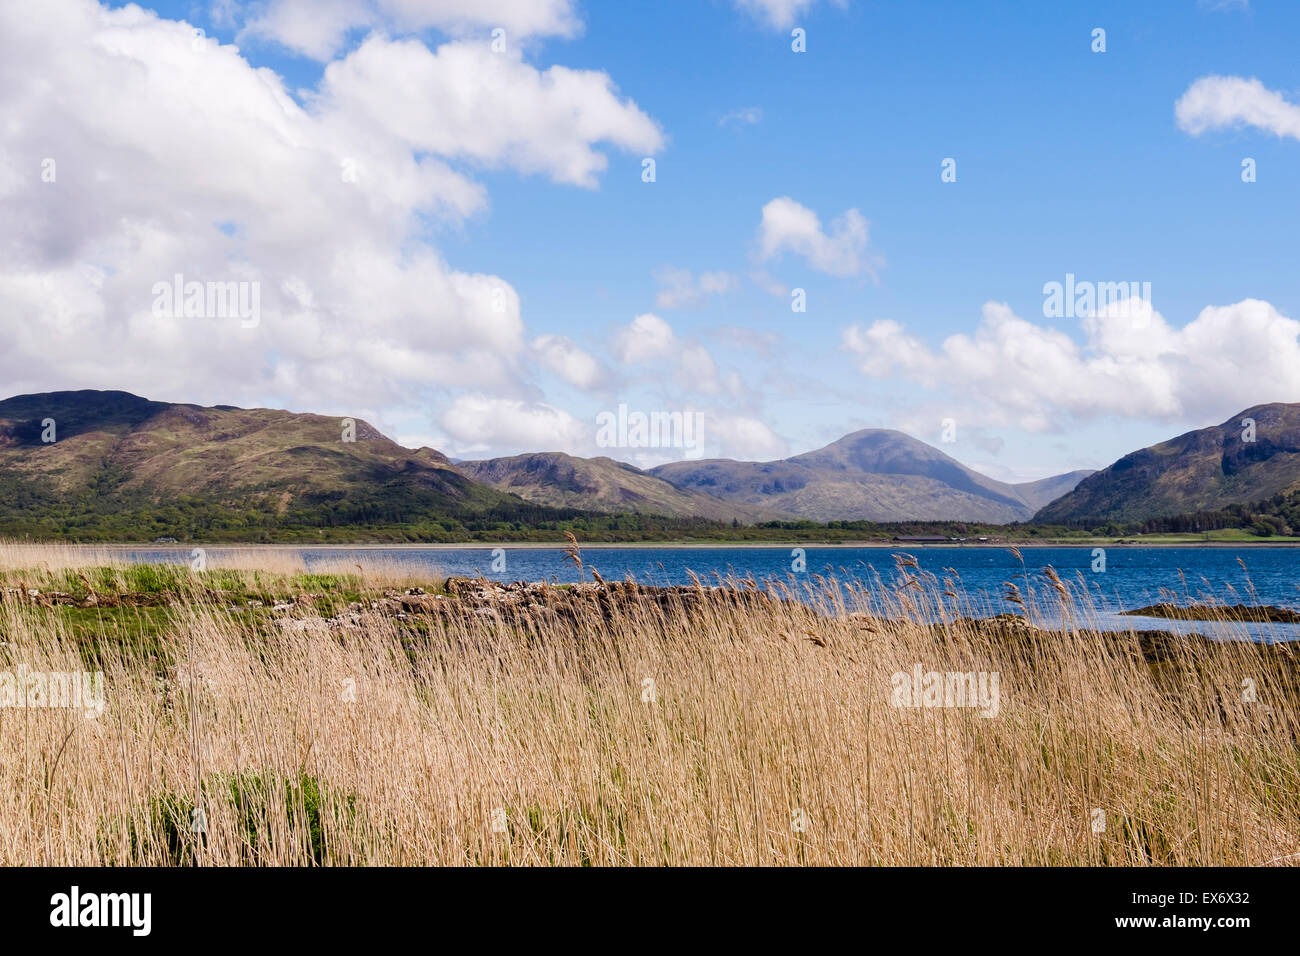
[0,0,662,447]
[704,414,788,461]
[653,266,738,308]
[619,412,787,469]
[734,0,844,30]
[209,0,241,29]
[719,106,763,127]
[844,319,938,379]
[242,0,581,60]
[315,35,664,188]
[679,344,722,394]
[613,313,677,364]
[755,196,879,278]
[532,334,608,390]
[439,392,782,466]
[1176,75,1300,142]
[611,312,742,397]
[844,298,1300,431]
[439,394,588,456]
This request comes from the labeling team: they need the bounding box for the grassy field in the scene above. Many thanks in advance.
[0,542,1297,866]
[1074,529,1298,545]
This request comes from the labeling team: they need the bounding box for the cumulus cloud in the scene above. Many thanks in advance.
[0,0,661,439]
[612,313,677,364]
[755,197,879,278]
[439,394,588,456]
[707,414,788,460]
[844,298,1300,431]
[617,411,787,469]
[314,35,664,188]
[1176,75,1300,142]
[611,312,744,398]
[532,334,609,390]
[439,392,782,466]
[734,0,844,30]
[242,0,581,60]
[679,344,722,394]
[653,266,738,308]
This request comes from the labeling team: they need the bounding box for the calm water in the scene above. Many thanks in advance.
[114,545,1300,640]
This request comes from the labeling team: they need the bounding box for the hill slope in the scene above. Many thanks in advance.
[1036,403,1300,523]
[650,429,1089,523]
[455,452,776,522]
[0,389,543,537]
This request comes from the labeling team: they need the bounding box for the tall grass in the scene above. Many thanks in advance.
[0,540,440,593]
[0,549,1297,866]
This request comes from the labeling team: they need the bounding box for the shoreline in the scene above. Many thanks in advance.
[26,539,1300,551]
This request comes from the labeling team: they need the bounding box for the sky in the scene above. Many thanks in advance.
[3,0,1300,481]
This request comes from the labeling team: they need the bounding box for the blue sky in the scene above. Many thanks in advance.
[7,0,1300,480]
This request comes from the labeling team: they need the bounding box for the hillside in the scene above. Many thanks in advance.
[0,389,551,538]
[455,452,776,523]
[1036,403,1300,523]
[650,429,1090,523]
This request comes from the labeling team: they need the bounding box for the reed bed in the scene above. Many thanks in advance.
[0,546,1297,866]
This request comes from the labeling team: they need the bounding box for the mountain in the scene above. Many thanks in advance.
[1036,403,1300,523]
[650,429,1091,523]
[454,452,775,522]
[1013,470,1097,512]
[0,389,546,536]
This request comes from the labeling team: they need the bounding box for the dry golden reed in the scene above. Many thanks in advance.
[0,545,1297,866]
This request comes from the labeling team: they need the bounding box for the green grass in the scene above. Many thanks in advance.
[104,771,357,866]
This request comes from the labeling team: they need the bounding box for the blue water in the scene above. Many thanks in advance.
[111,545,1300,640]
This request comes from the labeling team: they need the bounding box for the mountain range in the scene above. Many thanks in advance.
[646,430,1091,523]
[0,389,1296,537]
[456,434,1089,524]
